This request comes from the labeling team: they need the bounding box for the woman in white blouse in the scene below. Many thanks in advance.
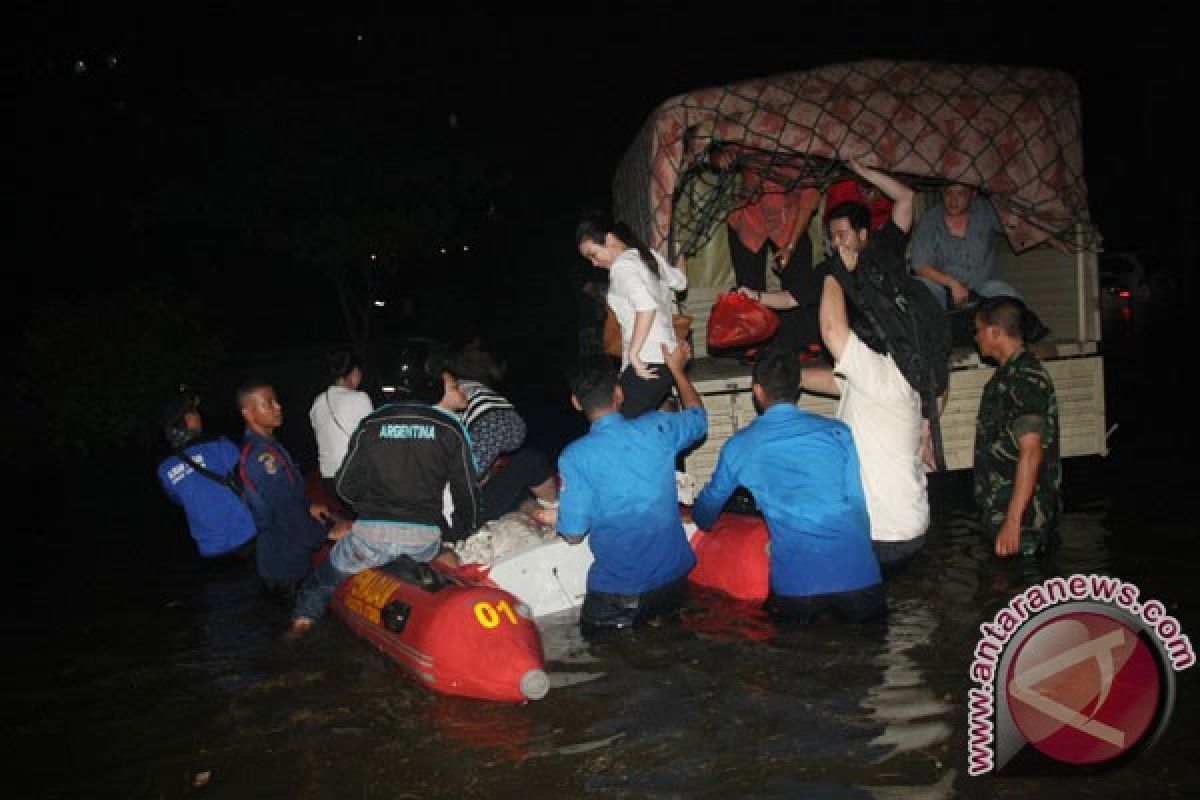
[309,350,374,507]
[576,211,688,417]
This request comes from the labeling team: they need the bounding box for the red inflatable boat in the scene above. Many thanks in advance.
[329,557,549,703]
[687,512,771,602]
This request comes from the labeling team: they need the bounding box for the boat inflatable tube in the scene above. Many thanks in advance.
[688,512,771,602]
[330,557,549,702]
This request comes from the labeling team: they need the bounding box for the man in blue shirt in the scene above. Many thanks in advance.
[552,343,707,633]
[692,346,884,623]
[156,386,257,562]
[238,379,348,599]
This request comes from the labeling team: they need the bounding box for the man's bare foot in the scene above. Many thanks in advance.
[514,498,554,529]
[285,618,314,640]
[533,497,559,528]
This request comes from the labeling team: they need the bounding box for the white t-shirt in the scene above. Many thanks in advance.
[309,386,374,477]
[607,248,687,368]
[834,333,929,542]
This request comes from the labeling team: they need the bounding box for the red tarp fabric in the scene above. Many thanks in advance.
[612,60,1089,258]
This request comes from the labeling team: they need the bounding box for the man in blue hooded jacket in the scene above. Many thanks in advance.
[156,386,256,561]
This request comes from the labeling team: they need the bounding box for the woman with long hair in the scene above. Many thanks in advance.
[575,211,688,418]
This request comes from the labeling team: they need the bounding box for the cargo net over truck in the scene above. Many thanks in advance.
[612,60,1096,262]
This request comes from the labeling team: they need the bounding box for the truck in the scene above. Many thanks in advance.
[611,59,1106,486]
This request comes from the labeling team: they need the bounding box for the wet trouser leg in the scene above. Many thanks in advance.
[292,532,440,621]
[580,575,689,634]
[873,535,927,575]
[765,583,887,623]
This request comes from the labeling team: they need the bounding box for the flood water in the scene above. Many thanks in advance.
[7,297,1199,798]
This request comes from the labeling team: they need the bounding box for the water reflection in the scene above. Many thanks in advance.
[935,505,1116,615]
[861,769,957,800]
[1047,510,1114,576]
[862,599,954,763]
[423,695,536,759]
[9,456,1182,799]
[187,565,278,693]
[681,587,777,643]
[173,502,1116,799]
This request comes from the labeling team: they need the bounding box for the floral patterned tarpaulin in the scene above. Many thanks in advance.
[613,60,1090,260]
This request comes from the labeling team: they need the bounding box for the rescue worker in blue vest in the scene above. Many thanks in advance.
[288,339,481,637]
[693,345,885,623]
[237,378,350,598]
[156,385,257,563]
[547,343,706,635]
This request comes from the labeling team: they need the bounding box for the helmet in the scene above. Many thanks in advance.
[374,338,449,405]
[161,384,201,448]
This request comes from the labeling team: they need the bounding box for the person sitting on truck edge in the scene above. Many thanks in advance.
[909,183,1050,343]
[710,144,826,358]
[792,157,935,572]
[973,296,1061,558]
[289,340,481,636]
[238,379,348,599]
[548,343,707,635]
[692,344,884,623]
[157,384,257,565]
[710,145,822,295]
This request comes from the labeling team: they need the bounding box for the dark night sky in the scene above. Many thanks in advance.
[11,1,1198,354]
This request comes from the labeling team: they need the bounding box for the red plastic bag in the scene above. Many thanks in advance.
[706,292,780,349]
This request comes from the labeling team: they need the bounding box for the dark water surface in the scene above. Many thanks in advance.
[7,298,1199,798]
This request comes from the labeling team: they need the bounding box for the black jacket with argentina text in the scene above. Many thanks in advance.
[334,403,480,541]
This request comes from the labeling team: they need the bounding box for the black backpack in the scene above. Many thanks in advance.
[831,258,951,420]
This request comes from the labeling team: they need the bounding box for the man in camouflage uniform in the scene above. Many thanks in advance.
[973,296,1061,557]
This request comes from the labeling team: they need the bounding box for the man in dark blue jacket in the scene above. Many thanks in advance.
[238,379,347,598]
[157,386,257,561]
